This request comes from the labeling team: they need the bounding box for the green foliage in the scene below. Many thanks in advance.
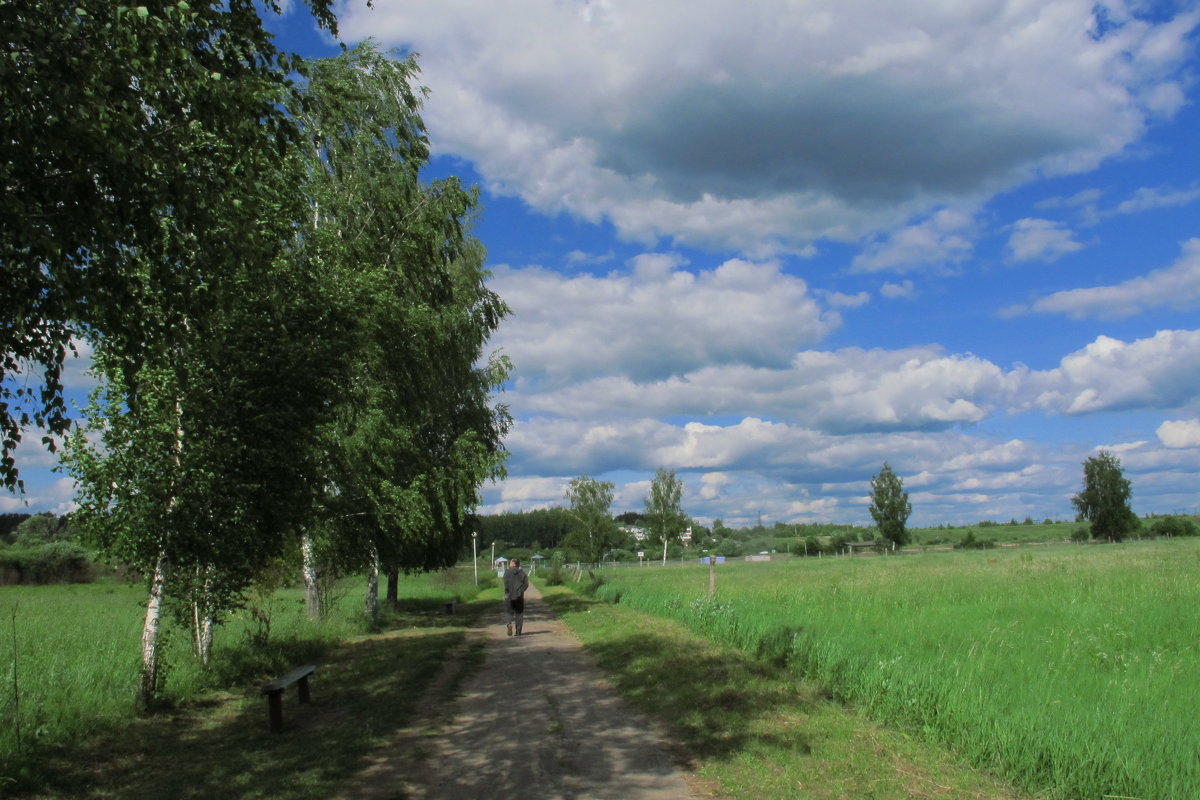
[563,476,624,565]
[0,0,338,492]
[869,462,912,547]
[477,508,573,550]
[543,551,568,586]
[953,531,995,550]
[1072,526,1091,542]
[9,513,73,547]
[298,43,510,580]
[1072,450,1137,542]
[0,514,32,544]
[643,467,686,563]
[715,538,743,557]
[0,542,94,585]
[1149,515,1199,538]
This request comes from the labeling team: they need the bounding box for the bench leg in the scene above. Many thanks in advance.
[267,690,284,733]
[297,675,311,704]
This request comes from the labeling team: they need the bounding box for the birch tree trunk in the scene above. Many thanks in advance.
[661,535,668,567]
[301,533,321,620]
[192,568,215,666]
[136,551,168,713]
[364,548,379,621]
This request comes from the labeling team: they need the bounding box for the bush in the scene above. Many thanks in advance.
[1150,516,1200,538]
[0,541,95,585]
[953,531,996,550]
[715,538,742,558]
[1071,526,1091,543]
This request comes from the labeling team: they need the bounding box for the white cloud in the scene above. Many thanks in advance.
[1115,184,1200,215]
[506,345,1013,434]
[1022,330,1200,415]
[489,257,837,384]
[852,208,974,272]
[880,279,916,299]
[1016,238,1200,318]
[339,1,1199,254]
[1157,419,1200,448]
[1007,218,1085,262]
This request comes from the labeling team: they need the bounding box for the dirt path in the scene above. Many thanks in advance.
[340,584,708,800]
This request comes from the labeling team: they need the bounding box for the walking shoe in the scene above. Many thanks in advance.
[507,622,513,636]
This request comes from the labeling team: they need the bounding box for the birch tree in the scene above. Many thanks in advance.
[644,467,687,566]
[292,43,511,613]
[564,477,622,565]
[1,0,341,492]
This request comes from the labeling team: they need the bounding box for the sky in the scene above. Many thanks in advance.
[6,0,1200,528]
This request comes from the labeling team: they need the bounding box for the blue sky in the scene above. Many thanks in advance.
[6,1,1200,528]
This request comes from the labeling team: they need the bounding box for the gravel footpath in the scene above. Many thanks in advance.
[341,583,708,800]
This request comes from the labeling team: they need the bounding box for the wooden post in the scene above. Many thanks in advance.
[708,556,716,597]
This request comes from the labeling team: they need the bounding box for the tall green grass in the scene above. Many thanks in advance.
[591,541,1200,799]
[0,570,474,774]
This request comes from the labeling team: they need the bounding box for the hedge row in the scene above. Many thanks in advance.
[0,542,95,585]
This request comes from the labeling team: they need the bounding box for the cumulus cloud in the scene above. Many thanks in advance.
[338,0,1198,254]
[852,209,975,272]
[1007,218,1085,262]
[1013,238,1200,318]
[505,344,1015,434]
[1022,329,1200,414]
[1157,418,1200,448]
[488,256,837,384]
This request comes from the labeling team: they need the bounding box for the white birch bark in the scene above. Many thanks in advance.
[301,533,321,620]
[364,547,379,621]
[137,551,168,713]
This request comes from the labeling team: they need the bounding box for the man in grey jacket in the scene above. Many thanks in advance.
[503,558,530,636]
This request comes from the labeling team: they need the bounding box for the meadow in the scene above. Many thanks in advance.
[588,540,1200,799]
[0,568,485,787]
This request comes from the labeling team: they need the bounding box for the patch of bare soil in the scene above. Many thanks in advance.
[337,584,713,800]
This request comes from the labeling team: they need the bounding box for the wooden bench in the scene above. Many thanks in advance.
[261,664,315,733]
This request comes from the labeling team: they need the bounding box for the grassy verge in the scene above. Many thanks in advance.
[540,584,1023,800]
[1,572,496,799]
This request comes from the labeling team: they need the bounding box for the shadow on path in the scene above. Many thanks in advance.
[345,585,702,800]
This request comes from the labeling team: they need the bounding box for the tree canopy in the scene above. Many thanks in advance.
[1,0,339,491]
[869,462,912,547]
[1072,450,1137,542]
[563,476,623,565]
[643,467,686,566]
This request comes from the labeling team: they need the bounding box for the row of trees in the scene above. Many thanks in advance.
[4,4,507,711]
[562,468,688,566]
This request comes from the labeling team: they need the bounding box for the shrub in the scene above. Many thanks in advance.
[0,541,95,585]
[1150,516,1199,538]
[1072,526,1091,543]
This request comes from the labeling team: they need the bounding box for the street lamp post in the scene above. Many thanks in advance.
[472,532,478,585]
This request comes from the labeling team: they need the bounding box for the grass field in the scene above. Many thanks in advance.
[586,539,1200,799]
[0,568,488,792]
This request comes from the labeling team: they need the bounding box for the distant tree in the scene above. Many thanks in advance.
[715,538,742,558]
[869,462,912,547]
[644,467,687,566]
[11,512,72,546]
[614,511,646,526]
[1071,450,1137,542]
[563,477,623,565]
[1150,516,1199,538]
[0,513,33,544]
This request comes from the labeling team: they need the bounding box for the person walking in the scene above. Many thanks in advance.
[503,558,530,636]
